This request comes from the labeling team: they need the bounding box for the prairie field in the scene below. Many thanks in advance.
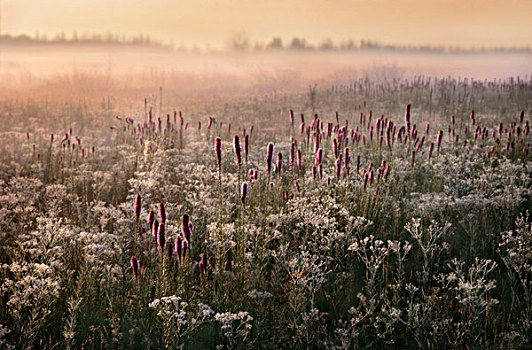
[0,47,531,349]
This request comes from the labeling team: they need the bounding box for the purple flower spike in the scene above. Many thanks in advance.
[241,181,249,206]
[157,223,166,251]
[130,256,140,278]
[233,135,242,165]
[158,202,166,224]
[215,137,222,168]
[266,143,274,175]
[134,194,142,222]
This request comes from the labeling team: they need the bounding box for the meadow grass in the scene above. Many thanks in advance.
[0,75,530,349]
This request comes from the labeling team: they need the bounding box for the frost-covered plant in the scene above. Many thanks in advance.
[0,261,62,347]
[348,235,391,289]
[344,236,411,347]
[149,295,215,349]
[215,311,253,348]
[498,213,532,347]
[498,213,532,302]
[0,76,530,349]
[405,218,450,285]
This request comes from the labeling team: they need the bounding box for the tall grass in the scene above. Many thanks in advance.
[0,75,530,349]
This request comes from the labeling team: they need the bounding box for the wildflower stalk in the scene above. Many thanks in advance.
[215,137,224,274]
[239,182,248,274]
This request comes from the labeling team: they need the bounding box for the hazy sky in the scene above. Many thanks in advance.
[2,0,532,48]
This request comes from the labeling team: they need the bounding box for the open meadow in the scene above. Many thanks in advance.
[0,45,531,348]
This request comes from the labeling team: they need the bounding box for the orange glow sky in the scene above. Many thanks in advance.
[2,0,532,48]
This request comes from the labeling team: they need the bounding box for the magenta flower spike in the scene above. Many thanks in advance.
[181,214,191,243]
[166,238,173,258]
[158,202,166,224]
[335,158,342,180]
[344,147,350,167]
[384,165,390,181]
[152,220,159,242]
[243,134,249,163]
[276,152,283,174]
[289,140,295,171]
[130,256,140,278]
[157,223,166,251]
[316,148,323,165]
[289,109,294,125]
[241,181,249,206]
[134,194,142,223]
[233,135,242,165]
[296,149,302,172]
[182,240,188,259]
[147,209,155,229]
[405,104,411,133]
[215,137,222,168]
[266,143,274,175]
[175,235,183,260]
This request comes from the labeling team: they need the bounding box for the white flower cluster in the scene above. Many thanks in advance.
[247,289,273,299]
[149,295,215,328]
[214,311,253,340]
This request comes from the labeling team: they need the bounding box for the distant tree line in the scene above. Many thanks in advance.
[239,36,532,54]
[0,32,172,49]
[1,32,530,54]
